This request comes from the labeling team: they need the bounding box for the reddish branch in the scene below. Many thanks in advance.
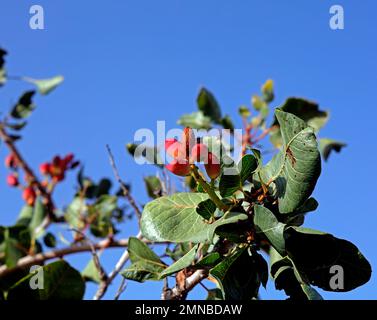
[0,124,58,228]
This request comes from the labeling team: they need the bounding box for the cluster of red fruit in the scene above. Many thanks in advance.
[4,153,78,206]
[165,128,221,179]
[39,154,79,183]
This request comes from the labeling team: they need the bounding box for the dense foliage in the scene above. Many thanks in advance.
[0,48,371,300]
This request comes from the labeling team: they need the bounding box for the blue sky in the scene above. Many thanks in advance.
[0,0,376,300]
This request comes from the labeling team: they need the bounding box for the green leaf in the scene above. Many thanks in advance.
[195,252,221,268]
[270,247,322,300]
[43,232,56,248]
[121,237,166,282]
[10,91,36,119]
[319,138,346,161]
[220,115,234,131]
[126,143,163,168]
[24,75,64,95]
[141,193,247,243]
[160,245,198,278]
[209,247,264,300]
[7,260,85,300]
[177,111,212,129]
[29,198,47,237]
[65,197,86,229]
[144,176,163,199]
[0,226,31,268]
[89,195,117,238]
[6,121,27,131]
[257,109,321,213]
[196,199,216,220]
[270,98,329,147]
[0,48,7,86]
[238,154,258,184]
[82,256,102,283]
[253,205,286,256]
[15,205,33,227]
[197,87,222,123]
[284,227,372,292]
[219,171,241,197]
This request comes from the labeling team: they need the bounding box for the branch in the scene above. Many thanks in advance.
[106,144,142,221]
[0,124,58,229]
[93,231,143,300]
[164,269,209,300]
[0,237,167,278]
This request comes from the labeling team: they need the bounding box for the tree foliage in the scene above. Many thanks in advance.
[0,49,370,300]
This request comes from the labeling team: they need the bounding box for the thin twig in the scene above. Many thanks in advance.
[93,231,143,300]
[114,277,127,300]
[105,144,142,221]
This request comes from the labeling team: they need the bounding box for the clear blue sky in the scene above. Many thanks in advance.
[0,0,376,300]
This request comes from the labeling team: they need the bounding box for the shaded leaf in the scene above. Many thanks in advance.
[197,87,222,123]
[0,48,7,86]
[10,91,36,119]
[209,247,263,300]
[238,154,258,184]
[253,205,286,256]
[121,237,166,282]
[319,138,346,161]
[196,199,216,220]
[43,232,56,248]
[160,245,198,278]
[144,176,163,199]
[7,260,85,300]
[284,227,372,292]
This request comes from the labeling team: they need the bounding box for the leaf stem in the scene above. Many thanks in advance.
[190,165,227,211]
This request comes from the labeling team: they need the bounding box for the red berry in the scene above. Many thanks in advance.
[64,153,74,165]
[6,174,19,187]
[166,159,191,177]
[39,162,51,175]
[190,143,209,163]
[5,154,18,169]
[205,152,221,180]
[22,187,36,206]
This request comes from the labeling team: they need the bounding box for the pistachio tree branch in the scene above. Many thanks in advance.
[93,231,143,300]
[165,269,209,300]
[106,144,142,221]
[0,124,59,230]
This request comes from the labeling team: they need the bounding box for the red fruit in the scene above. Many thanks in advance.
[39,162,51,175]
[204,152,221,180]
[52,173,65,182]
[22,187,36,206]
[190,143,209,163]
[5,154,18,169]
[7,174,19,187]
[64,153,74,165]
[166,159,191,177]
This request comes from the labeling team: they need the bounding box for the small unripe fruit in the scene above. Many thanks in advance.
[22,187,36,206]
[166,159,191,177]
[7,174,19,187]
[204,152,221,180]
[39,162,51,175]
